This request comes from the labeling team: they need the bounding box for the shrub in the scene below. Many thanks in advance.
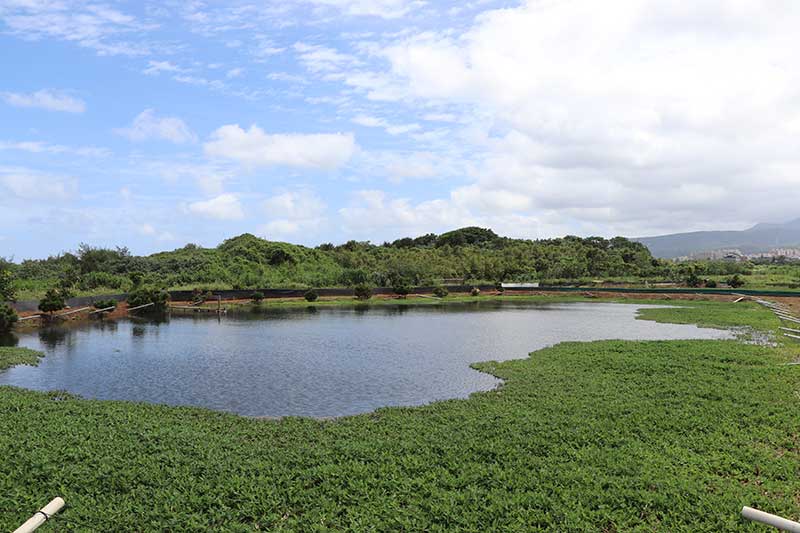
[727,274,746,288]
[0,268,16,302]
[432,286,449,298]
[39,288,66,315]
[128,287,169,311]
[685,272,702,288]
[251,291,264,304]
[304,289,319,302]
[78,271,125,290]
[393,281,412,298]
[129,271,144,288]
[93,299,117,311]
[354,284,372,301]
[705,280,718,288]
[495,281,505,293]
[0,304,18,332]
[471,287,481,297]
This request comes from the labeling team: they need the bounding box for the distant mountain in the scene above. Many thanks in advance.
[634,218,800,259]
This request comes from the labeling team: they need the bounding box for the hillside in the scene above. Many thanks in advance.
[3,228,668,298]
[635,219,800,258]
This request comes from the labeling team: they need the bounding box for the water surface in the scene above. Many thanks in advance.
[0,302,731,417]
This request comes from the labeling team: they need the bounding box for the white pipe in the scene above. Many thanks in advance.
[777,315,800,324]
[17,315,41,321]
[780,327,800,334]
[742,506,800,532]
[88,305,116,315]
[13,497,65,533]
[127,302,155,312]
[54,306,92,317]
[784,333,800,340]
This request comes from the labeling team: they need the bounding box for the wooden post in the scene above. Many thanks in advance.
[13,497,65,533]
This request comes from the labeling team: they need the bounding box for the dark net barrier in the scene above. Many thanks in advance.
[10,285,800,313]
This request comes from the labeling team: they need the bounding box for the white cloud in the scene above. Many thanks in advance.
[293,42,360,74]
[226,67,244,79]
[306,0,419,18]
[187,194,245,221]
[115,109,197,144]
[143,60,183,76]
[0,2,153,56]
[1,89,85,113]
[351,114,420,136]
[0,140,109,157]
[259,190,328,238]
[339,0,800,235]
[0,168,77,201]
[204,124,356,169]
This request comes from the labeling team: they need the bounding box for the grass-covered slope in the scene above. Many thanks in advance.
[0,301,798,531]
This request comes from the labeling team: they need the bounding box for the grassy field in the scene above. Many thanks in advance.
[0,300,798,531]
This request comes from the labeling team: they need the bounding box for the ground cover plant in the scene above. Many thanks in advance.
[0,346,43,371]
[0,300,798,530]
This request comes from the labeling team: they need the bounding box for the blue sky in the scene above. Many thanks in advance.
[1,0,799,259]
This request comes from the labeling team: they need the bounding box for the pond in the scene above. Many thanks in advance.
[0,302,732,417]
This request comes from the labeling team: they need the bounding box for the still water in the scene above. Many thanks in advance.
[0,302,731,417]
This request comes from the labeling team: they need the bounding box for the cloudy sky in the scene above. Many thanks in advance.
[1,0,798,258]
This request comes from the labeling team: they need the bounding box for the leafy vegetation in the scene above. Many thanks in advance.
[304,289,319,302]
[38,288,65,315]
[0,346,43,371]
[127,287,169,311]
[251,291,264,304]
[4,228,702,300]
[93,299,117,311]
[0,305,18,333]
[432,286,449,298]
[0,300,797,531]
[354,284,372,300]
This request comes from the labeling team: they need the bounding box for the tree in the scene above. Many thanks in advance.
[128,287,169,311]
[0,268,15,302]
[433,286,449,298]
[393,281,412,298]
[354,284,372,300]
[727,274,745,288]
[251,291,265,304]
[39,288,66,315]
[0,304,17,332]
[686,272,702,288]
[304,289,319,302]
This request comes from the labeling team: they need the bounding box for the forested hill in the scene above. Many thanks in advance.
[4,227,688,296]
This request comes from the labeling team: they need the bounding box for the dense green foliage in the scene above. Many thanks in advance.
[251,291,264,304]
[0,300,797,531]
[127,287,169,311]
[354,284,372,300]
[432,286,449,298]
[0,346,43,371]
[0,305,17,332]
[93,299,117,311]
[304,289,319,302]
[0,266,15,302]
[38,288,65,315]
[5,228,705,299]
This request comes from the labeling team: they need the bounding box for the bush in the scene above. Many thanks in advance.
[304,289,319,302]
[705,280,717,288]
[495,281,505,293]
[0,268,16,302]
[393,282,412,298]
[93,299,117,311]
[39,288,66,315]
[251,291,264,304]
[432,286,449,298]
[471,287,481,297]
[128,287,169,311]
[354,284,372,301]
[686,272,702,288]
[727,274,746,288]
[0,304,18,332]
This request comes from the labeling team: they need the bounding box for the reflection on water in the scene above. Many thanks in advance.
[0,302,732,417]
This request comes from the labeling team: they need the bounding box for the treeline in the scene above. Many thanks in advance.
[1,227,753,297]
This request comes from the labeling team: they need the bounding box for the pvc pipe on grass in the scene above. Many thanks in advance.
[741,506,800,532]
[13,498,65,533]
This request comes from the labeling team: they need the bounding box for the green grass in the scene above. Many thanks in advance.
[0,347,43,371]
[0,302,798,531]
